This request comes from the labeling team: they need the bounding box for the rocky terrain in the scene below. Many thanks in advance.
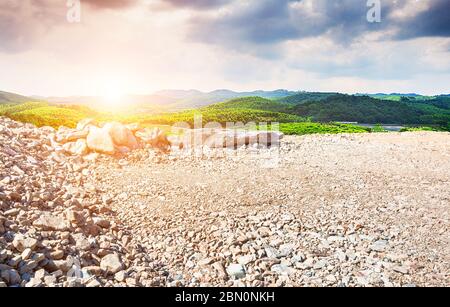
[0,116,449,287]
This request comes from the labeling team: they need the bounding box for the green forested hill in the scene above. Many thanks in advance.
[205,94,450,128]
[276,92,338,104]
[286,94,450,127]
[1,90,449,132]
[205,96,291,112]
[289,94,422,123]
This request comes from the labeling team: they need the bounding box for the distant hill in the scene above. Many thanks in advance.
[287,94,450,126]
[42,89,297,111]
[205,96,291,113]
[0,91,34,104]
[360,93,435,101]
[277,92,338,104]
[158,89,297,109]
[188,93,450,128]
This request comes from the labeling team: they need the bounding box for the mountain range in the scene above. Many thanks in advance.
[29,89,298,111]
[0,91,37,104]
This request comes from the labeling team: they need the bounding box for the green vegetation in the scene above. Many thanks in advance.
[286,94,450,130]
[371,124,387,133]
[399,126,442,132]
[366,94,435,101]
[1,90,449,134]
[135,108,305,127]
[0,100,304,129]
[277,92,337,104]
[289,94,423,124]
[205,96,291,113]
[0,102,48,114]
[0,102,97,128]
[268,122,370,135]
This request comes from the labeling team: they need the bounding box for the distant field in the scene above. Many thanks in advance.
[367,94,436,101]
[261,122,370,135]
[0,102,97,128]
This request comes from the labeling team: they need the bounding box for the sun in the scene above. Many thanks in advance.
[99,81,125,110]
[102,89,122,107]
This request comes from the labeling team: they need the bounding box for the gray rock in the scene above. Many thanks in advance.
[226,264,246,279]
[100,254,123,274]
[71,233,91,250]
[33,213,69,231]
[12,234,38,252]
[7,269,21,285]
[44,275,57,286]
[393,265,409,275]
[278,243,294,258]
[271,264,295,276]
[370,240,389,252]
[114,270,126,282]
[265,247,279,259]
[86,278,102,287]
[313,260,327,270]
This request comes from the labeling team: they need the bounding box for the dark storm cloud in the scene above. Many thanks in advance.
[395,0,450,39]
[187,0,449,50]
[189,0,300,46]
[1,0,449,55]
[189,0,392,46]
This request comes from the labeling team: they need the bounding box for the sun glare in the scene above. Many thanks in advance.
[99,81,126,111]
[103,90,122,107]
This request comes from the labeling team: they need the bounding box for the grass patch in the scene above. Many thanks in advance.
[260,122,370,135]
[399,126,443,132]
[370,124,388,133]
[1,103,98,128]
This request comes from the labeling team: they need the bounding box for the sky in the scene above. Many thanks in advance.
[0,0,449,97]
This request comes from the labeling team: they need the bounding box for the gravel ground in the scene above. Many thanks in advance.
[1,116,449,287]
[89,132,450,287]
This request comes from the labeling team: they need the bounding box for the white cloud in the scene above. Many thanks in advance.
[0,0,449,96]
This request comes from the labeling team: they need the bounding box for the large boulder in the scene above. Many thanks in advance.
[62,139,88,156]
[125,123,141,133]
[103,122,139,150]
[204,130,284,148]
[76,118,98,131]
[205,131,238,148]
[86,127,116,155]
[182,129,220,148]
[55,129,89,144]
[135,128,170,151]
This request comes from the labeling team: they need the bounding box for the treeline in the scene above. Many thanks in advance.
[202,94,450,129]
[286,94,450,128]
[2,92,449,131]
